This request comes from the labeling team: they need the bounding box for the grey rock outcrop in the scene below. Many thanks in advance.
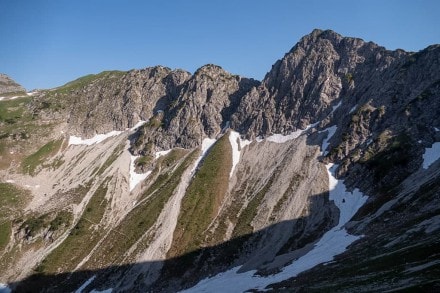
[231,29,409,138]
[131,64,259,155]
[64,67,191,137]
[32,29,440,193]
[0,73,26,95]
[225,29,440,196]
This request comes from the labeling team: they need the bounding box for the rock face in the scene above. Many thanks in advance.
[232,29,408,137]
[49,68,192,137]
[0,73,26,95]
[131,64,259,155]
[1,29,440,293]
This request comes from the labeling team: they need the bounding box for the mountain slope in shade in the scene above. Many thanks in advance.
[0,29,439,292]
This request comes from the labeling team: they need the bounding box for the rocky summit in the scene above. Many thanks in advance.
[0,29,439,292]
[0,74,26,97]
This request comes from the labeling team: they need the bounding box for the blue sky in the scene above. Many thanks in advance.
[1,0,439,90]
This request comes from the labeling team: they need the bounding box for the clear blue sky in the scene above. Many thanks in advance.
[1,0,439,90]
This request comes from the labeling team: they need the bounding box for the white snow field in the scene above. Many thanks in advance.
[422,142,440,169]
[266,127,307,143]
[69,131,123,146]
[181,164,368,293]
[190,138,217,174]
[155,149,172,159]
[320,125,338,155]
[265,120,322,144]
[129,155,152,192]
[0,283,11,293]
[228,131,251,178]
[69,119,148,146]
[75,276,96,293]
[330,100,342,115]
[129,120,147,131]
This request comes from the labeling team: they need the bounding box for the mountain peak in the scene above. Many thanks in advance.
[293,29,346,52]
[0,73,26,95]
[194,64,229,76]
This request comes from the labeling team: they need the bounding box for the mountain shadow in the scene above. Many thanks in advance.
[8,190,340,293]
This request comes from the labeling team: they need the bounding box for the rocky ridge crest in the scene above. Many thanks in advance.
[0,73,26,95]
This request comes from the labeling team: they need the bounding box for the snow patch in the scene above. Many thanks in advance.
[266,131,302,143]
[24,184,40,189]
[415,215,440,234]
[0,95,27,101]
[422,142,440,169]
[69,131,123,146]
[190,138,217,174]
[182,164,368,293]
[404,260,440,273]
[240,138,252,149]
[330,100,342,115]
[326,164,368,226]
[91,289,113,293]
[5,179,14,183]
[130,120,147,131]
[228,131,252,178]
[229,131,241,178]
[435,127,439,132]
[75,276,96,293]
[155,149,172,159]
[349,105,357,114]
[0,283,11,293]
[266,123,317,144]
[320,125,338,155]
[201,138,217,153]
[129,155,152,192]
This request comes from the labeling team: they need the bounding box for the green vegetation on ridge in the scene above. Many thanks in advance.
[84,149,197,268]
[0,182,30,250]
[170,134,232,257]
[0,221,11,250]
[233,167,281,238]
[22,139,63,175]
[55,71,126,94]
[37,179,110,273]
[0,96,32,125]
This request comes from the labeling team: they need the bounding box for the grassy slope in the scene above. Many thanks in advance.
[38,71,127,112]
[0,97,33,169]
[37,178,110,274]
[0,96,61,171]
[0,182,30,259]
[169,134,232,257]
[84,149,197,268]
[21,139,64,175]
